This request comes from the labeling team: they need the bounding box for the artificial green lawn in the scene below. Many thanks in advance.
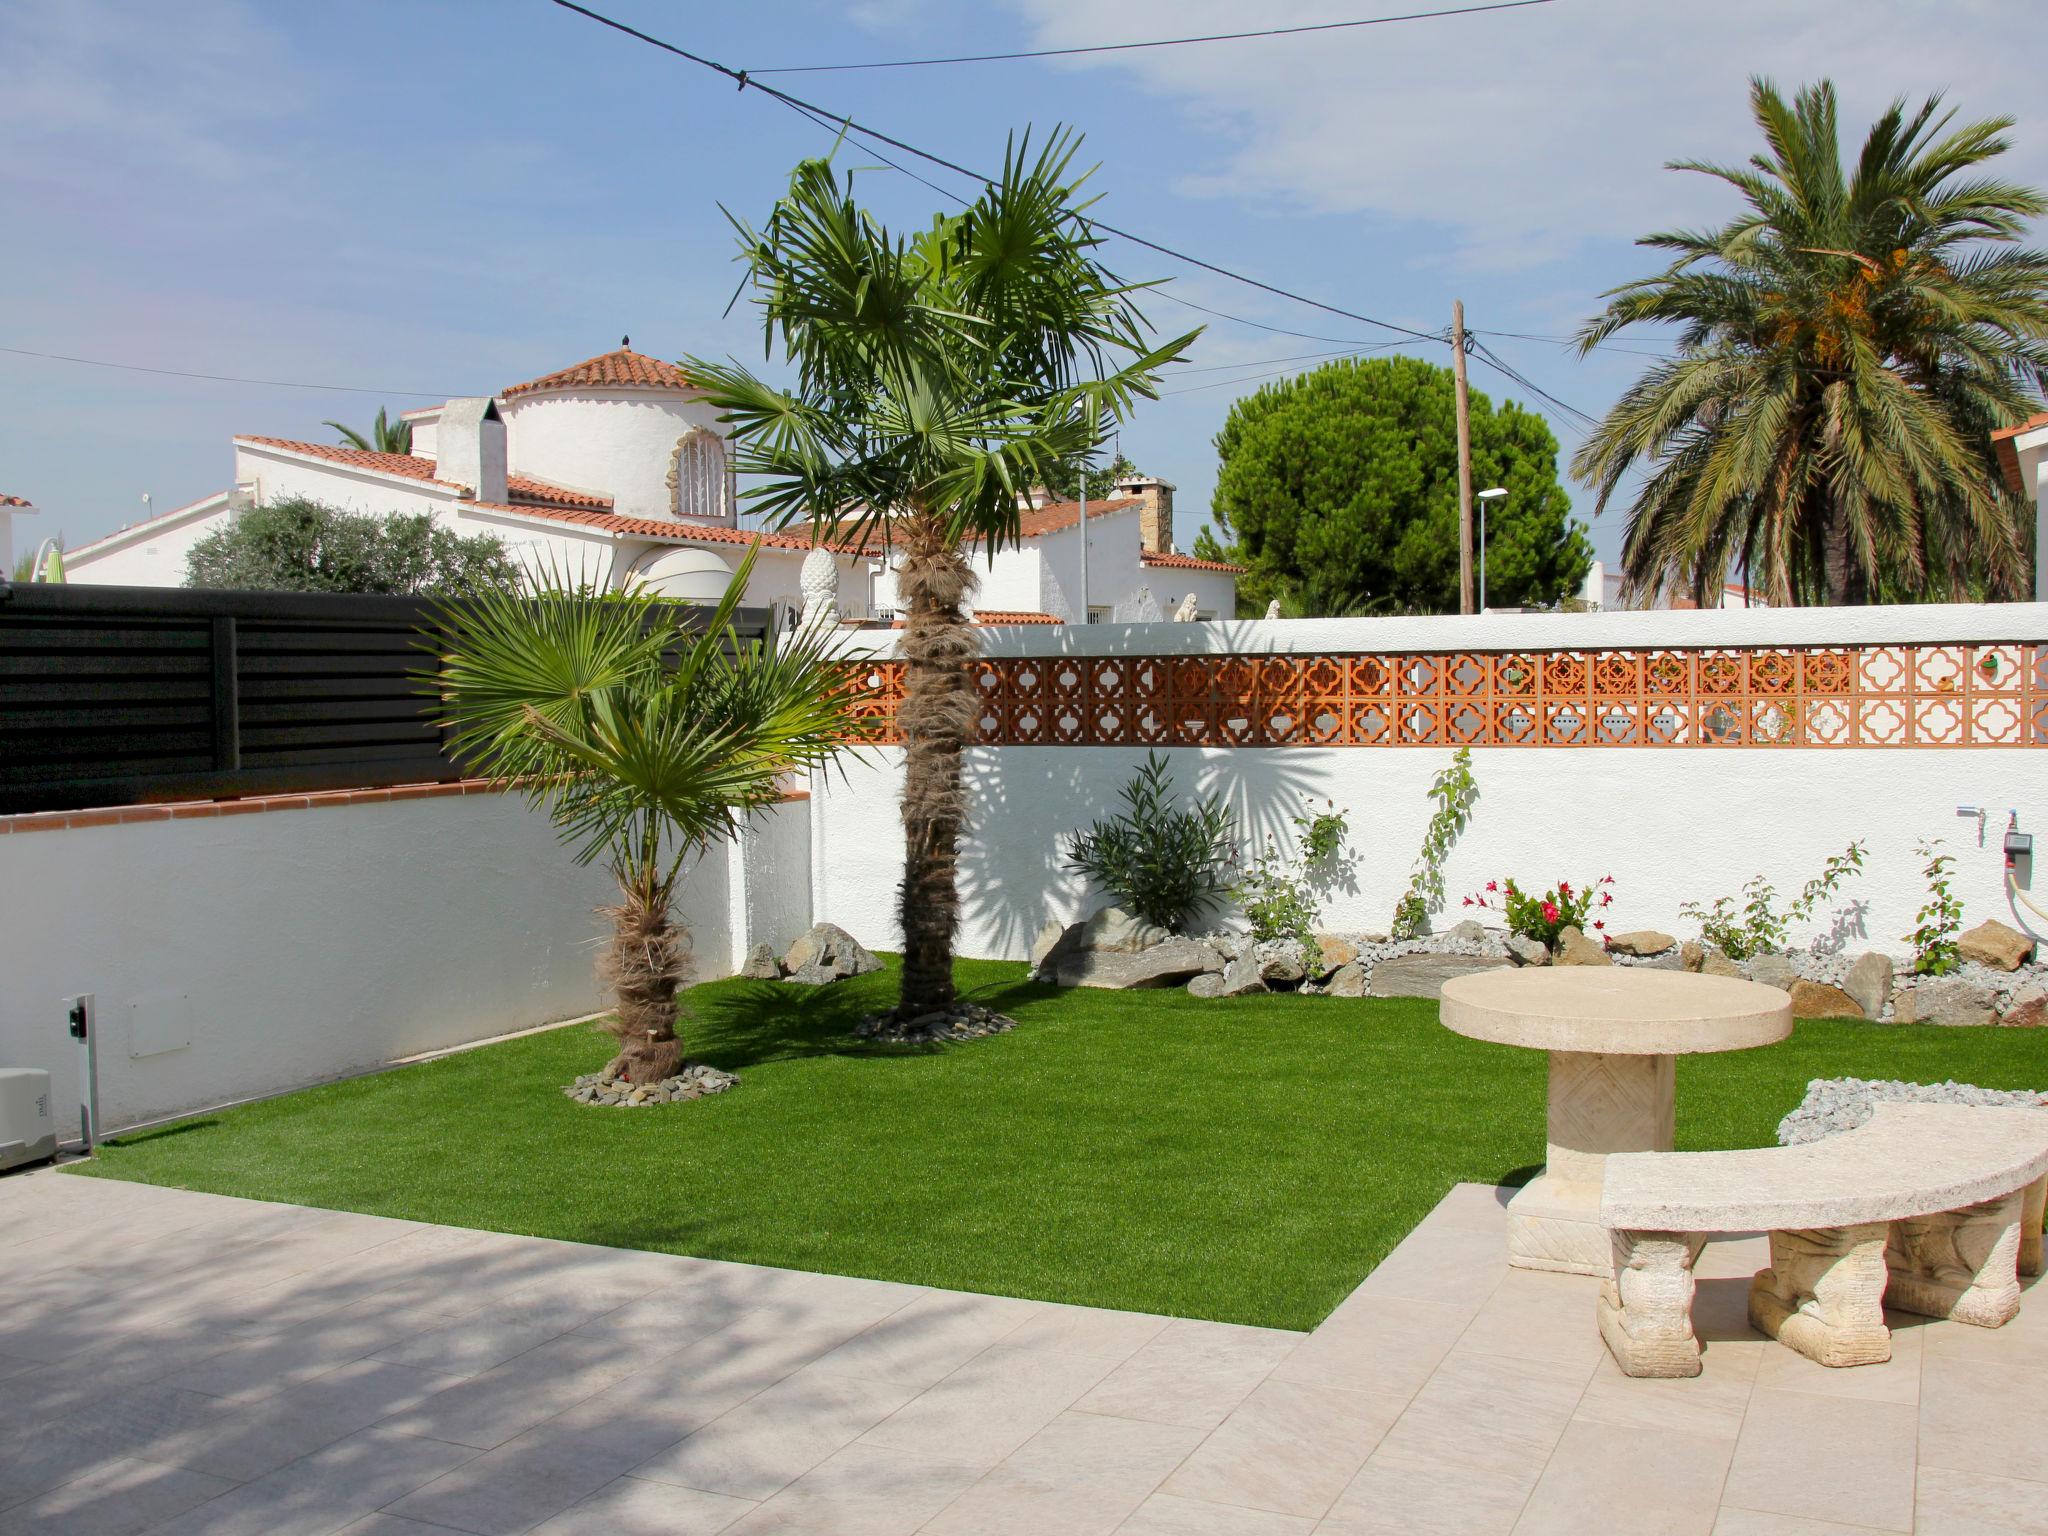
[75,957,2048,1331]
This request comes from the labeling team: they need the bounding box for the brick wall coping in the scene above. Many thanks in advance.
[0,782,811,836]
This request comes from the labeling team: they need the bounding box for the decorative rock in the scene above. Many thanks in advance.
[1450,919,1488,944]
[739,942,782,981]
[1186,973,1226,999]
[1749,953,1798,992]
[1055,938,1224,989]
[1077,906,1171,954]
[564,1061,739,1107]
[1701,950,1745,980]
[1788,980,1862,1019]
[1256,941,1308,985]
[782,923,883,985]
[1842,952,1893,1021]
[856,1002,1015,1044]
[1315,935,1358,974]
[1324,962,1367,997]
[1681,941,1705,973]
[1777,1077,2048,1146]
[1218,956,1269,997]
[1606,930,1676,958]
[1958,919,2035,972]
[1367,952,1510,999]
[1506,933,1550,967]
[1030,919,1072,969]
[1894,977,1998,1027]
[1554,926,1611,967]
[2001,984,2048,1028]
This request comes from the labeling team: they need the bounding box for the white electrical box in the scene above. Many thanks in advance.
[0,1068,57,1171]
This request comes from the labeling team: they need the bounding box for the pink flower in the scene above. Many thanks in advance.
[1601,892,1613,906]
[1542,901,1560,923]
[1558,880,1572,897]
[1462,896,1474,906]
[1486,880,1498,892]
[1593,919,1606,930]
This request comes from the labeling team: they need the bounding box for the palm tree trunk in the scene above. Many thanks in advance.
[598,864,688,1083]
[893,511,978,1018]
[1820,504,1869,606]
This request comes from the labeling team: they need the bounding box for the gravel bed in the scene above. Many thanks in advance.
[856,1002,1016,1044]
[1777,1076,2048,1145]
[565,1062,739,1107]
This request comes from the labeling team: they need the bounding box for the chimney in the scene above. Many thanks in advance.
[436,397,507,504]
[1116,474,1176,554]
[1017,484,1054,511]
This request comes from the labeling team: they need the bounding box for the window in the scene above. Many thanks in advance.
[1087,606,1112,625]
[667,429,734,523]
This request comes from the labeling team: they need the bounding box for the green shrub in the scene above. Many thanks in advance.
[1679,842,1866,958]
[1233,800,1353,954]
[1066,752,1234,933]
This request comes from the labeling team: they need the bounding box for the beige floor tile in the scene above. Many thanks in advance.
[922,1411,1206,1536]
[1750,1318,1922,1405]
[0,1455,233,1536]
[1573,1347,1759,1442]
[1916,1284,2048,1374]
[1115,1490,1315,1533]
[1453,1267,1608,1369]
[1157,1379,1404,1519]
[1424,1182,1515,1234]
[1073,1319,1298,1430]
[384,1417,655,1535]
[575,1277,805,1353]
[634,1368,918,1501]
[991,1304,1171,1363]
[1269,1293,1468,1400]
[1914,1464,2048,1534]
[1695,1235,1772,1280]
[1352,1221,1508,1312]
[1320,1453,1535,1536]
[1916,1352,2048,1479]
[1722,1389,1917,1533]
[1513,1417,1733,1535]
[136,1426,480,1536]
[861,1341,1115,1467]
[531,1475,757,1534]
[724,1442,986,1534]
[381,1332,655,1449]
[1335,1347,1591,1494]
[1710,1510,1884,1534]
[805,1290,1039,1389]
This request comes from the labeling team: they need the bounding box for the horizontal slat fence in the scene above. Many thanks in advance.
[0,585,771,814]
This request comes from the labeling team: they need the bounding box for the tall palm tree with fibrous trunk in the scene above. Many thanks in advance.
[429,550,866,1083]
[326,406,414,456]
[686,133,1197,1023]
[1573,78,2048,606]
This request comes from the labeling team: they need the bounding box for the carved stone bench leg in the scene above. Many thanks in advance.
[1748,1224,1891,1368]
[2022,1175,2045,1280]
[1599,1229,1703,1378]
[1887,1191,2026,1328]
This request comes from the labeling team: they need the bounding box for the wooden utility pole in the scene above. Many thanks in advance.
[1452,299,1475,614]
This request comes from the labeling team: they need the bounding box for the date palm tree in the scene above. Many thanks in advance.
[685,132,1196,1023]
[430,551,864,1083]
[1573,78,2048,605]
[325,406,413,456]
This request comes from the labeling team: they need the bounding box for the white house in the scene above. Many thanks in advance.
[65,346,1239,624]
[1994,411,2048,601]
[1,493,33,577]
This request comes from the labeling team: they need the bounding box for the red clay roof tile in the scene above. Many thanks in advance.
[501,348,694,400]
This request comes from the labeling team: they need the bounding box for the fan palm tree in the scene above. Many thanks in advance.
[325,406,413,456]
[684,132,1197,1023]
[1573,78,2048,605]
[429,550,866,1084]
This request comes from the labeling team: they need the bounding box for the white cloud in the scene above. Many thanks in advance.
[1006,0,2047,270]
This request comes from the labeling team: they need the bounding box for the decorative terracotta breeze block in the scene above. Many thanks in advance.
[844,643,2047,748]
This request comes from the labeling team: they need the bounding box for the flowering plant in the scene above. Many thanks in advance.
[1464,875,1614,946]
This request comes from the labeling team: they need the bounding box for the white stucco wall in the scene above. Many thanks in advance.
[0,791,738,1131]
[1144,562,1238,620]
[503,390,733,523]
[67,493,234,586]
[729,797,814,969]
[815,603,2048,963]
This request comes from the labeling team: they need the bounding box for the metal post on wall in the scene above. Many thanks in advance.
[65,993,97,1154]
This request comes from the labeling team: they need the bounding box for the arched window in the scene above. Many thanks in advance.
[667,429,733,523]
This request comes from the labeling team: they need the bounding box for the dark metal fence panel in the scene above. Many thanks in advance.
[0,584,771,814]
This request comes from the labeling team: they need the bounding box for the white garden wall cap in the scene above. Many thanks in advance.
[822,600,2048,660]
[1440,969,1791,1054]
[1600,1102,2048,1233]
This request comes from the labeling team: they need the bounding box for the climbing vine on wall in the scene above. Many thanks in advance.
[1392,747,1478,939]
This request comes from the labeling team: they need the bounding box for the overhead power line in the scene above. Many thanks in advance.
[544,0,1447,346]
[750,1,1559,75]
[0,344,449,398]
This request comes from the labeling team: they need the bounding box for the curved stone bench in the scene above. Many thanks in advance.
[1597,1103,2048,1377]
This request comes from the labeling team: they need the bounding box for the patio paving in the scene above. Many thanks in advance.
[1,1168,2042,1535]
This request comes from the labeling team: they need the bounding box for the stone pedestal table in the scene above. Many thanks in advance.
[1440,969,1792,1276]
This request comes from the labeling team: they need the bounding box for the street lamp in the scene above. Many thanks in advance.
[1476,487,1507,611]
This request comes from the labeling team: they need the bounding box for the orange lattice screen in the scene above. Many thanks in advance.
[844,644,2046,748]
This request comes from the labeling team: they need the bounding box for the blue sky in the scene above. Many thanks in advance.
[4,0,2041,565]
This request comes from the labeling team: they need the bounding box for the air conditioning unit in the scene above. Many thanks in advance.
[0,1069,57,1171]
